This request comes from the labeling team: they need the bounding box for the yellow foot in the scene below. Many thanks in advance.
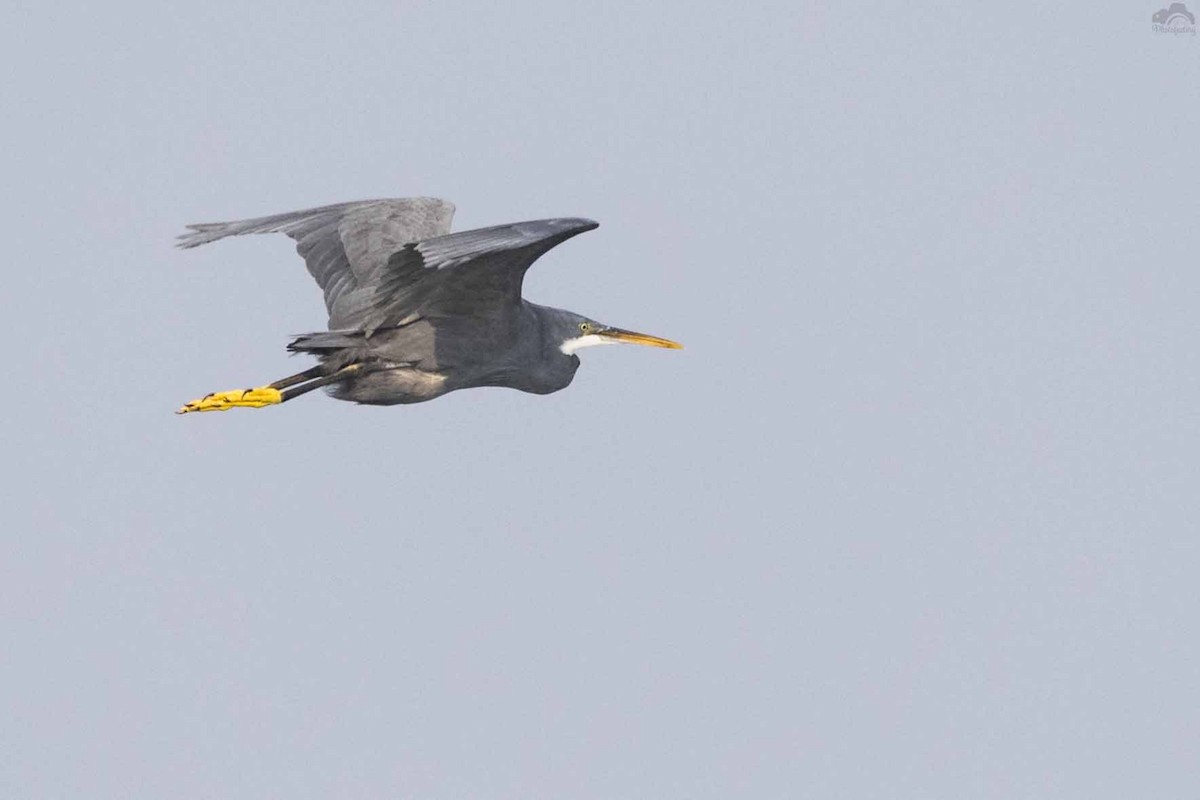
[176,386,283,414]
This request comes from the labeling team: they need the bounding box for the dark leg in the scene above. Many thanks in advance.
[280,363,366,401]
[269,365,329,390]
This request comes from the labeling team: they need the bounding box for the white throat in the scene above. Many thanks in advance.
[560,334,616,355]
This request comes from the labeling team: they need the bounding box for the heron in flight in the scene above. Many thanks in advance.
[176,198,681,413]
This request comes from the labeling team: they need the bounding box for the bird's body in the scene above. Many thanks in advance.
[297,302,581,404]
[176,198,679,413]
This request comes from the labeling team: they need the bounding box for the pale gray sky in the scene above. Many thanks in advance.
[2,1,1198,797]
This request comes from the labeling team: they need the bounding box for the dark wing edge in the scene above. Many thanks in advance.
[368,217,599,329]
[175,198,454,251]
[175,197,455,329]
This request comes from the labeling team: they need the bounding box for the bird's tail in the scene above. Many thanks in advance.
[287,330,364,353]
[287,329,373,370]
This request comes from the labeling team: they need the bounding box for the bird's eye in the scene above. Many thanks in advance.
[580,322,590,333]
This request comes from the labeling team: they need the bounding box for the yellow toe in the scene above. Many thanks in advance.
[177,386,283,414]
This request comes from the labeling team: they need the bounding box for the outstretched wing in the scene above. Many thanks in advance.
[177,198,455,329]
[365,217,599,331]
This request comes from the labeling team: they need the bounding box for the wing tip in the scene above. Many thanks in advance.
[532,217,600,236]
[567,217,599,231]
[175,224,224,249]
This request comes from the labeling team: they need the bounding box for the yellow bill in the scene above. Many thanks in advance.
[599,327,684,350]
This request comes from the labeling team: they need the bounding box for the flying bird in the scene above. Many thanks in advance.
[175,198,681,413]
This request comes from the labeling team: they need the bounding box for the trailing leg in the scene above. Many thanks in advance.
[176,364,341,414]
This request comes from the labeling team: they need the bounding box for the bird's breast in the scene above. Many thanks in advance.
[333,366,450,405]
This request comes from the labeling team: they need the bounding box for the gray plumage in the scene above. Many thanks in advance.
[177,197,680,410]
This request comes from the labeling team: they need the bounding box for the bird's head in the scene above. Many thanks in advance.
[553,310,683,357]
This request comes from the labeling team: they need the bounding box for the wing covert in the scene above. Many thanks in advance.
[367,217,598,329]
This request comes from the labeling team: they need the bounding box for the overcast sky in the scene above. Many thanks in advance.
[2,1,1199,797]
